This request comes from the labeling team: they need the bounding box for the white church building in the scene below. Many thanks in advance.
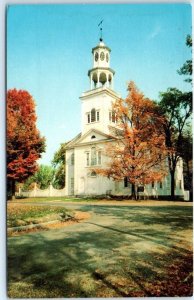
[65,38,185,199]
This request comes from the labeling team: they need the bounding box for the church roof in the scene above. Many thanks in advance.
[65,128,116,150]
[92,41,111,54]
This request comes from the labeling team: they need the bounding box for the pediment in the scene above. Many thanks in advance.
[67,129,115,148]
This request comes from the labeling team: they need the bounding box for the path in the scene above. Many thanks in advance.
[8,202,193,297]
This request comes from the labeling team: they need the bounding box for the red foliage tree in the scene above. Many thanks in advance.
[7,89,46,198]
[95,82,168,199]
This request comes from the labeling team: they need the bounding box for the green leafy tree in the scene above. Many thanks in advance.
[24,164,55,190]
[177,34,192,83]
[179,126,192,198]
[159,88,192,199]
[52,143,67,189]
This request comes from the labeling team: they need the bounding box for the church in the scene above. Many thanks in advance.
[65,37,185,199]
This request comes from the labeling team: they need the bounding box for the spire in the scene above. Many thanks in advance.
[98,20,104,42]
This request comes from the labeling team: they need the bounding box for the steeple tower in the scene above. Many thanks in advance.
[88,39,115,90]
[80,38,120,135]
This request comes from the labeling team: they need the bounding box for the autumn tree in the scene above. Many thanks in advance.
[7,89,46,198]
[95,82,167,199]
[159,88,192,199]
[52,143,66,189]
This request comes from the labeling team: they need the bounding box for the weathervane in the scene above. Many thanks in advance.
[98,19,104,41]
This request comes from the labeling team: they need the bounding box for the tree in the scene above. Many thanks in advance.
[178,34,192,83]
[52,143,66,189]
[177,126,192,199]
[23,164,55,190]
[159,88,192,199]
[7,89,46,198]
[95,82,167,199]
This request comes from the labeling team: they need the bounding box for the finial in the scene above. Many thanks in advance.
[98,20,104,41]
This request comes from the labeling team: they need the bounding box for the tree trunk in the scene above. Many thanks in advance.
[170,170,175,200]
[11,180,16,200]
[131,184,137,200]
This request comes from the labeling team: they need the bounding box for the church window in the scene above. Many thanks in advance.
[159,181,163,189]
[109,111,112,122]
[91,171,97,177]
[91,135,96,139]
[87,113,90,123]
[109,111,117,123]
[87,109,100,124]
[71,153,74,165]
[112,111,116,123]
[91,147,97,166]
[97,111,100,121]
[91,108,96,122]
[124,177,128,188]
[152,181,154,188]
[98,151,101,165]
[86,152,90,166]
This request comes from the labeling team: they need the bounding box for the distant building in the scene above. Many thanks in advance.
[65,38,185,199]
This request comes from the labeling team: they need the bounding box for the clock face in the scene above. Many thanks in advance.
[106,53,109,62]
[100,51,105,61]
[95,52,99,61]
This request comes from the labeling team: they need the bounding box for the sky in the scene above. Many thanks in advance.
[7,3,192,165]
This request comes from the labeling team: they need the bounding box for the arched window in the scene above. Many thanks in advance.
[91,135,96,139]
[86,152,89,166]
[91,147,97,166]
[91,171,96,177]
[91,108,96,122]
[98,151,101,165]
[99,72,107,86]
[71,153,74,165]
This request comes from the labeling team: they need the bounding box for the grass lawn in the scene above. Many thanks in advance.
[7,204,193,298]
[14,196,100,202]
[7,203,73,228]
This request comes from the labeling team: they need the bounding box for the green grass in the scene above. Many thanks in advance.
[7,204,73,227]
[15,196,100,202]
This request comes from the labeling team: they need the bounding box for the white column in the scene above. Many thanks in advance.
[105,73,108,87]
[97,72,100,88]
[90,74,93,90]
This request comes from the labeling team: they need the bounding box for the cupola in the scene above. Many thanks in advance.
[88,39,115,90]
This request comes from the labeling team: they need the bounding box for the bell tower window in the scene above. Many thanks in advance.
[91,108,96,122]
[86,109,100,124]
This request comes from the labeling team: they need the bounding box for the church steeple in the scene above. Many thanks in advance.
[88,39,115,90]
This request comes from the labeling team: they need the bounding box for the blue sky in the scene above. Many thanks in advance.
[7,4,192,165]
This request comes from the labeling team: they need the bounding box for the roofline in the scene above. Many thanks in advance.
[92,45,111,53]
[80,86,121,100]
[88,67,115,76]
[65,128,117,149]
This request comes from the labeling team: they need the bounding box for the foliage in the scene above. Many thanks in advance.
[7,89,46,197]
[52,143,67,189]
[23,164,55,190]
[179,126,193,192]
[159,89,192,199]
[177,34,192,83]
[95,81,167,199]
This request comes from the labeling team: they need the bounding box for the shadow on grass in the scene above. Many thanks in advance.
[7,205,193,298]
